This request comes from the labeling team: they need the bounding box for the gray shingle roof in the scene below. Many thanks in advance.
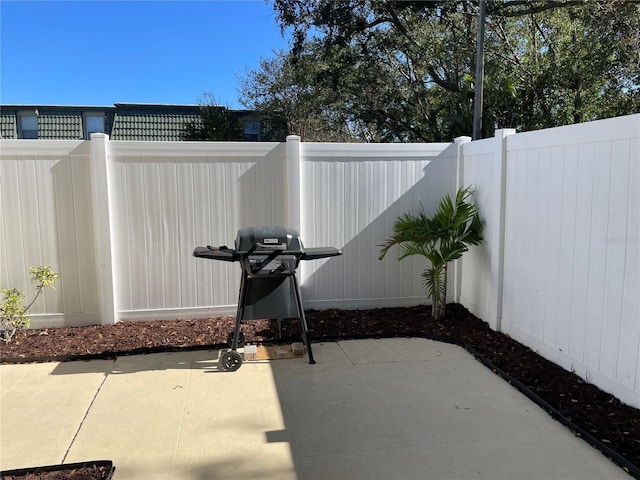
[0,105,114,140]
[0,109,17,139]
[110,104,202,141]
[38,110,83,139]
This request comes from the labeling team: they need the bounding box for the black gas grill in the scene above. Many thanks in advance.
[193,226,342,371]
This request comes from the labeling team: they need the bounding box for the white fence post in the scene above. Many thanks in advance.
[286,135,302,232]
[89,133,119,324]
[493,128,516,331]
[453,136,472,304]
[454,136,472,193]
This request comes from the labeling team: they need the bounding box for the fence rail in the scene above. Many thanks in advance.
[1,114,638,408]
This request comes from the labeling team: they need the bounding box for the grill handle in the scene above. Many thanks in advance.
[256,242,287,250]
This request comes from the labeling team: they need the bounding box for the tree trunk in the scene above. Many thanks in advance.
[431,265,447,322]
[440,264,448,320]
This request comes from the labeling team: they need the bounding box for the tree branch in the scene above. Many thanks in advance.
[490,0,587,18]
[428,66,463,92]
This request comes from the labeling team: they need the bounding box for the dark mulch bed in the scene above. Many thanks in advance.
[0,461,113,480]
[1,467,103,480]
[1,304,639,478]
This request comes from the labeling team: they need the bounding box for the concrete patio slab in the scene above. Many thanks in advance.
[0,359,113,469]
[0,338,631,479]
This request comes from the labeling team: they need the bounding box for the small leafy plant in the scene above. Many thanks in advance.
[379,186,483,321]
[1,265,59,343]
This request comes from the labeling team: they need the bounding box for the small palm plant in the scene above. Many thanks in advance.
[379,186,483,321]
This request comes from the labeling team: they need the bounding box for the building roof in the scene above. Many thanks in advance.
[0,110,17,139]
[0,103,268,141]
[39,110,83,139]
[110,104,202,141]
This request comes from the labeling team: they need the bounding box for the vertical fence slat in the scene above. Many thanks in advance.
[532,148,550,341]
[618,137,639,389]
[159,161,180,309]
[584,142,612,370]
[55,155,82,313]
[35,158,62,313]
[19,160,42,299]
[556,145,579,354]
[568,143,595,363]
[193,160,213,308]
[600,140,632,378]
[372,160,388,299]
[112,159,132,312]
[1,158,27,291]
[127,159,149,310]
[176,160,196,308]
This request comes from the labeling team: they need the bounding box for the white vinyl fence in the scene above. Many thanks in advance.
[109,140,290,320]
[0,136,455,327]
[0,141,100,326]
[460,115,640,409]
[298,141,457,309]
[1,114,638,408]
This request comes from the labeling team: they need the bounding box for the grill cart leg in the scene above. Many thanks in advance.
[293,276,315,364]
[220,273,248,372]
[230,273,248,351]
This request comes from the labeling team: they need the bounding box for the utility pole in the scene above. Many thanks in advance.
[472,0,486,140]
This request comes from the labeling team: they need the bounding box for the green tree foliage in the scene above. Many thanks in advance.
[240,49,362,141]
[182,93,245,141]
[241,0,639,142]
[484,1,640,131]
[185,92,289,142]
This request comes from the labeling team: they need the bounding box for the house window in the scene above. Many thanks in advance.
[84,114,105,139]
[18,113,38,139]
[243,119,261,141]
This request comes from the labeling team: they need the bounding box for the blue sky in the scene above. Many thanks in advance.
[0,1,291,108]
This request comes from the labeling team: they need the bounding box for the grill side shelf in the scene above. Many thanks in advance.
[301,247,343,261]
[193,246,239,262]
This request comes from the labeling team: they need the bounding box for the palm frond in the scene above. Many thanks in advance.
[378,205,436,260]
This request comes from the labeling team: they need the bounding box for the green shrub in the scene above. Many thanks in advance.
[1,266,60,343]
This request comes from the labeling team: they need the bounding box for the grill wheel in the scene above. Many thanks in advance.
[226,330,246,348]
[219,351,243,372]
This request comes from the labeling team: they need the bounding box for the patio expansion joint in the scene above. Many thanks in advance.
[61,369,110,464]
[336,341,357,365]
[170,353,196,474]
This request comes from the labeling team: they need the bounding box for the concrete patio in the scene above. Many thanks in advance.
[0,338,631,479]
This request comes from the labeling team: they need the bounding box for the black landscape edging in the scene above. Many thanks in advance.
[0,459,115,479]
[0,343,228,364]
[457,340,640,480]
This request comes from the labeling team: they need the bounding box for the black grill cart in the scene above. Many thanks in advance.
[194,226,342,371]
